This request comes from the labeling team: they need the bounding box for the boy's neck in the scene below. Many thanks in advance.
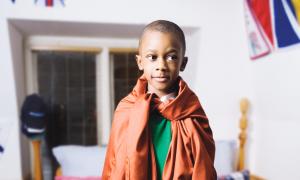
[147,82,179,98]
[160,92,177,103]
[147,86,178,101]
[147,91,177,102]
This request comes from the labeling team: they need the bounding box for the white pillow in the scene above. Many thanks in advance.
[214,140,237,176]
[52,145,107,177]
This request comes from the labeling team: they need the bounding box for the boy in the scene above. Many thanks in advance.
[102,20,216,180]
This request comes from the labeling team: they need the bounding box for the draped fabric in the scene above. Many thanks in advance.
[102,76,216,180]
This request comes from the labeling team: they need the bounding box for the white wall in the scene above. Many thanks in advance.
[251,50,300,180]
[0,0,299,179]
[0,17,23,180]
[8,20,32,179]
[194,1,300,180]
[195,0,256,163]
[192,1,257,176]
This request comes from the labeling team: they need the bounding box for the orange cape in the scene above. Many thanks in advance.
[102,76,216,180]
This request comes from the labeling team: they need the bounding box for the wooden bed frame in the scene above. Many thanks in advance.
[31,98,265,179]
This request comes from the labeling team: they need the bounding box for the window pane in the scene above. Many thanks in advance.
[111,51,142,108]
[37,51,97,146]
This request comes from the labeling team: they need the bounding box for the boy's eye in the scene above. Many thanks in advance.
[166,54,178,61]
[146,54,157,61]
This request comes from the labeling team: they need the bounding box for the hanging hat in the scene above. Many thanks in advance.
[21,94,47,139]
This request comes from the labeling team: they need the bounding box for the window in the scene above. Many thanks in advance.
[35,51,98,178]
[25,38,139,179]
[37,51,97,146]
[110,51,142,108]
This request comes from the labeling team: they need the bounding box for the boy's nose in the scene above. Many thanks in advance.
[156,58,167,71]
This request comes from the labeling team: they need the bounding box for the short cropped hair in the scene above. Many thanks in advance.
[139,20,186,55]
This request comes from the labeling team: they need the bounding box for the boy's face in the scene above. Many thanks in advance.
[136,30,188,97]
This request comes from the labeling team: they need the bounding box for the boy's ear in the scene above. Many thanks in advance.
[136,55,143,70]
[180,57,188,71]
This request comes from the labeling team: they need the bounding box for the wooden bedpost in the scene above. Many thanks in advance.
[32,140,43,180]
[237,99,266,180]
[237,98,249,171]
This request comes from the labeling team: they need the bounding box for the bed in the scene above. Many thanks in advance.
[31,98,265,180]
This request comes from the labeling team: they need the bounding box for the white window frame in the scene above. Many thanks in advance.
[25,36,138,145]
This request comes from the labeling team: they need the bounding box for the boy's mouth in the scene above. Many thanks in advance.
[152,76,170,82]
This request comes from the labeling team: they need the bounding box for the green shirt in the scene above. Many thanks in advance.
[149,111,172,180]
